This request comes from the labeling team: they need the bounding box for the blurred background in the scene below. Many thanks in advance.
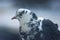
[0,0,60,40]
[0,0,60,30]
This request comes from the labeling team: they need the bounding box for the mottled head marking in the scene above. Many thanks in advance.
[30,18,33,21]
[30,12,38,20]
[16,9,25,18]
[32,13,37,20]
[19,10,25,17]
[12,8,32,20]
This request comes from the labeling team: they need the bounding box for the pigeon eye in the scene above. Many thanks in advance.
[19,13,22,16]
[19,11,24,16]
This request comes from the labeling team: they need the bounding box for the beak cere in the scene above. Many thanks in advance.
[11,16,16,20]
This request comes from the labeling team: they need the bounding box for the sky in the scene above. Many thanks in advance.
[0,0,60,30]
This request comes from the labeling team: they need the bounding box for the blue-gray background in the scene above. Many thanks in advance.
[0,0,60,32]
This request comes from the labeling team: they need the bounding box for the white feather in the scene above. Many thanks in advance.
[38,17,44,31]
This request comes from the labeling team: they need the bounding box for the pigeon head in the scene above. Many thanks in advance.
[12,8,38,33]
[12,8,38,22]
[12,9,32,21]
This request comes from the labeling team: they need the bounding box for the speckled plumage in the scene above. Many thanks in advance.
[12,8,44,40]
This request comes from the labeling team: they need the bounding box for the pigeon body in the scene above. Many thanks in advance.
[12,8,44,40]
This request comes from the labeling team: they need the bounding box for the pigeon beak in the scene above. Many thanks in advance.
[11,16,16,20]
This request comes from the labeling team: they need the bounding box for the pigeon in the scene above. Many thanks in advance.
[11,8,44,40]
